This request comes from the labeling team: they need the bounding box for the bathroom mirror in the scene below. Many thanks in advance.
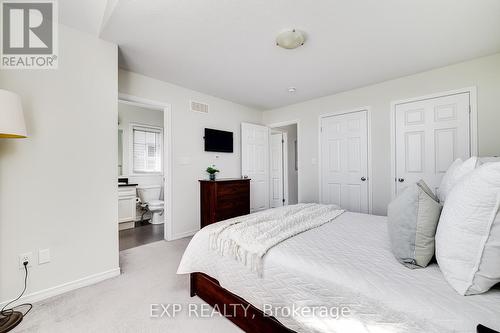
[118,129,123,176]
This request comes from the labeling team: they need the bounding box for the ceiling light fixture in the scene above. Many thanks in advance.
[276,29,305,49]
[288,87,297,93]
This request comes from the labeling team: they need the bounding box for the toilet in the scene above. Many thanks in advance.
[136,185,164,224]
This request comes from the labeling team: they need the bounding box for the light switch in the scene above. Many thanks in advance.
[311,158,317,165]
[39,249,50,265]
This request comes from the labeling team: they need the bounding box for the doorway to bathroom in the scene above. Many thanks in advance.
[117,94,172,251]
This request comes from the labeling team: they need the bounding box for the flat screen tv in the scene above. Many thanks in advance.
[204,128,233,153]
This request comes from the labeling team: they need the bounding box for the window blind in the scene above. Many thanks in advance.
[132,126,162,173]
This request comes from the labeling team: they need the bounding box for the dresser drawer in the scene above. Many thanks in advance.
[217,182,249,198]
[216,198,249,221]
[217,191,249,204]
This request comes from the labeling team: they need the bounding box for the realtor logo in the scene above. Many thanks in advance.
[1,0,58,69]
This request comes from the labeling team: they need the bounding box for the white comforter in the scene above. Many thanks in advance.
[210,204,344,274]
[178,211,500,333]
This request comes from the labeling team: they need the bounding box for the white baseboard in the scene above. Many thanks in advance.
[0,267,121,307]
[170,229,198,240]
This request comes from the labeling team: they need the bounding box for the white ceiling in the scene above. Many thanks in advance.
[65,0,500,110]
[59,0,108,36]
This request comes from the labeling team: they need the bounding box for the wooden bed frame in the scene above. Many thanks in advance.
[478,325,500,333]
[190,272,498,333]
[190,272,294,333]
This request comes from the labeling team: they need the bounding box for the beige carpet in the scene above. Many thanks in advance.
[14,238,242,333]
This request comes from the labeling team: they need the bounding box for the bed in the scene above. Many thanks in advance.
[177,209,500,333]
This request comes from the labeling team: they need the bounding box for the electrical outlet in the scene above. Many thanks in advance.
[19,252,33,269]
[38,248,50,264]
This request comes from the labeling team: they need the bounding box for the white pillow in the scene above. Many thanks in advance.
[387,180,442,268]
[437,156,479,203]
[435,162,500,295]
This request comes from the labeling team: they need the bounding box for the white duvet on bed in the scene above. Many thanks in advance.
[178,211,500,333]
[210,203,344,274]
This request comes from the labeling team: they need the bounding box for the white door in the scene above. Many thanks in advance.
[241,123,270,212]
[394,93,470,195]
[270,132,284,208]
[320,111,369,213]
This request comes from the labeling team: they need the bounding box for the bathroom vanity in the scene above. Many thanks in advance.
[118,178,138,230]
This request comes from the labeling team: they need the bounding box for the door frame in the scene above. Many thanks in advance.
[282,132,288,205]
[318,107,373,214]
[267,120,301,203]
[389,87,478,199]
[118,93,174,241]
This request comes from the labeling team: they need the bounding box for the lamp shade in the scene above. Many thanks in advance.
[0,89,27,138]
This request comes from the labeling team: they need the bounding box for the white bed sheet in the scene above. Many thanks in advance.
[178,212,500,333]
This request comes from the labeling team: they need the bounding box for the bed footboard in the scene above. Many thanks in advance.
[190,272,294,333]
[478,324,500,333]
[190,273,499,333]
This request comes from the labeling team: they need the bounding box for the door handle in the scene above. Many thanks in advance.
[398,178,405,183]
[360,177,367,182]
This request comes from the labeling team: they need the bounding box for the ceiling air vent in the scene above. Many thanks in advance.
[190,100,209,114]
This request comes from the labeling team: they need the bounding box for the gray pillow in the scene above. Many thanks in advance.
[387,180,442,268]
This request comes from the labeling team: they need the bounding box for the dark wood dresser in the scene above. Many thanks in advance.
[199,178,250,228]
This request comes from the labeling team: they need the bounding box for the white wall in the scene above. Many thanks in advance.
[263,53,500,215]
[118,70,262,239]
[118,102,164,188]
[0,25,118,302]
[273,124,298,205]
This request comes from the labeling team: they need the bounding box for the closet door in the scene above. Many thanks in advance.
[320,110,369,213]
[394,93,470,195]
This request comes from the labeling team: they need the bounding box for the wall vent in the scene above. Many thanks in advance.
[190,100,209,113]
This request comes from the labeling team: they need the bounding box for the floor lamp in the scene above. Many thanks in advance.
[0,89,27,333]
